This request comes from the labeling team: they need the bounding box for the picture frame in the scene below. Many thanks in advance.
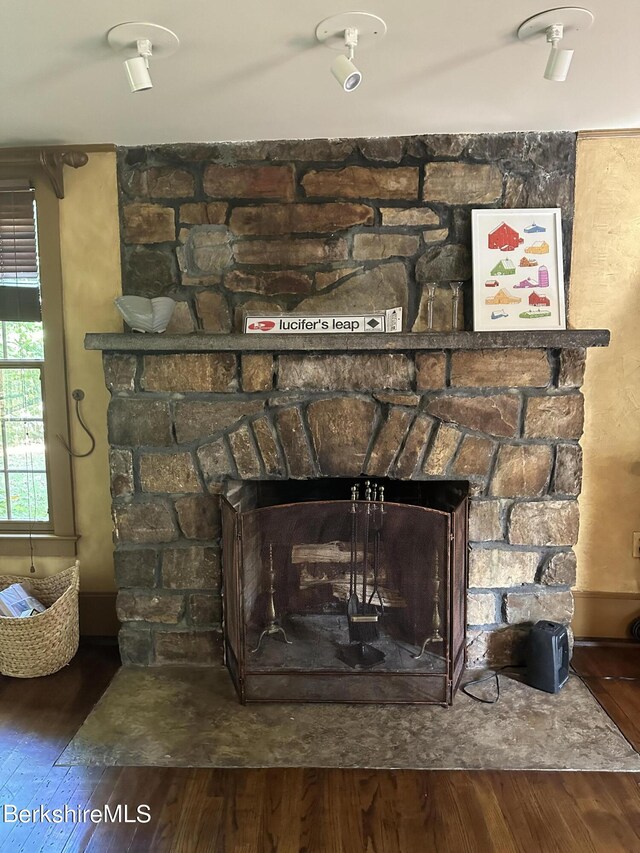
[471,208,566,332]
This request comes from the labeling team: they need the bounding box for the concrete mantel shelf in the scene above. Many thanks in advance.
[85,329,610,353]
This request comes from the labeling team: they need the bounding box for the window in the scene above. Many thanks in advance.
[0,170,76,555]
[0,182,47,523]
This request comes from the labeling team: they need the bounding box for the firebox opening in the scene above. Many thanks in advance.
[221,478,469,704]
[246,477,469,512]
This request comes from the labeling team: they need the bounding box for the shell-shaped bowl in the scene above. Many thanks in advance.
[115,296,176,333]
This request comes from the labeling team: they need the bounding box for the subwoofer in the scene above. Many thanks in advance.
[525,620,569,693]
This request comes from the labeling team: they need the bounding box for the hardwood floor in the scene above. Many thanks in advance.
[0,642,638,852]
[572,642,640,752]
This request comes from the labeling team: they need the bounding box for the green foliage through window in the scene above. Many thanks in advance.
[0,332,49,522]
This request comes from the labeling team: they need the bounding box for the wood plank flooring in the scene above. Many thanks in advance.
[0,642,638,852]
[572,642,640,752]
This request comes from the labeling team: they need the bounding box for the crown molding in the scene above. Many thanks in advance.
[578,128,640,140]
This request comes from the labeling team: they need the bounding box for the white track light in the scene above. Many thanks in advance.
[517,7,593,83]
[124,56,152,92]
[315,12,386,93]
[544,25,573,81]
[544,45,574,81]
[107,22,180,94]
[330,28,362,92]
[331,54,362,91]
[124,39,153,93]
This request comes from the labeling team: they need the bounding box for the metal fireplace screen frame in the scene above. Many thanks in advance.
[222,483,467,705]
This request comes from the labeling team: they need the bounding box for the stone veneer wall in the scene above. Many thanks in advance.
[117,133,575,333]
[107,345,585,667]
[112,131,580,668]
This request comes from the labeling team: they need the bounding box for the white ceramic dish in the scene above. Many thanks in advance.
[115,296,176,333]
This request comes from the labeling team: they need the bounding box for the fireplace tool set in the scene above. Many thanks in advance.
[337,480,387,669]
[251,481,390,667]
[250,478,445,669]
[223,475,467,703]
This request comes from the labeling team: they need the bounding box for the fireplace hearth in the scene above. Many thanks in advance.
[222,478,468,704]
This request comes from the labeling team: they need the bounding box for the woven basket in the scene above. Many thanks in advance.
[0,561,80,678]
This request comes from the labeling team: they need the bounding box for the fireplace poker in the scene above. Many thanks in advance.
[347,483,359,620]
[348,480,380,643]
[362,480,371,607]
[368,484,385,613]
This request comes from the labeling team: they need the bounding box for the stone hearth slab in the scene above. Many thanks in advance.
[57,668,640,771]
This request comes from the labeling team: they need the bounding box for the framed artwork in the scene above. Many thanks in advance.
[471,208,566,331]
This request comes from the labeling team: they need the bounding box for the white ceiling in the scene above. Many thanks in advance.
[2,1,638,147]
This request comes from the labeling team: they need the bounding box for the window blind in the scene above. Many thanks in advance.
[0,179,41,322]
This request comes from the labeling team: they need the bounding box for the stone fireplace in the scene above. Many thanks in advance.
[86,130,609,677]
[86,330,609,672]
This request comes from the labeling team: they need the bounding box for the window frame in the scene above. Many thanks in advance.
[0,164,77,556]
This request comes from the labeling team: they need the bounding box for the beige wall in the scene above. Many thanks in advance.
[570,135,640,632]
[0,152,121,594]
[59,152,122,591]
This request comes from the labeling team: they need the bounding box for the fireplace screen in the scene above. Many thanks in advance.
[222,479,467,705]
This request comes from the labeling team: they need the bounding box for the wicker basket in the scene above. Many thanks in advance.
[0,561,80,678]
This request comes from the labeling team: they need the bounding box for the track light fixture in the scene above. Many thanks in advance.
[517,7,594,83]
[107,22,180,94]
[331,28,362,92]
[124,39,153,92]
[544,24,574,82]
[316,12,386,93]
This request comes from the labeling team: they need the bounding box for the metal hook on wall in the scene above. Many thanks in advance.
[57,389,96,458]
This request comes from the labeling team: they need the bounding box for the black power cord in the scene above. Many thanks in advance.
[462,665,640,705]
[57,389,96,458]
[461,665,527,704]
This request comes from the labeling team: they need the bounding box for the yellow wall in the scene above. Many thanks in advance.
[570,135,640,626]
[59,152,122,591]
[0,152,121,593]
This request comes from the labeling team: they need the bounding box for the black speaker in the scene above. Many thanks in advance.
[525,620,569,693]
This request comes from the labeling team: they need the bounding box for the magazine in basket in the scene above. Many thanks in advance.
[0,582,46,618]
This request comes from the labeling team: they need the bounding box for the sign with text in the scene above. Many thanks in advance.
[243,307,402,334]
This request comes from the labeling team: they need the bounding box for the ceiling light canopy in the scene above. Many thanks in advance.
[517,7,594,83]
[315,11,386,93]
[107,22,180,94]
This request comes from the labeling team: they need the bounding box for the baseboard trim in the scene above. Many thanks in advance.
[79,592,119,637]
[572,590,640,640]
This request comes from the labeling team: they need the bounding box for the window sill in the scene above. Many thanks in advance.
[0,534,78,558]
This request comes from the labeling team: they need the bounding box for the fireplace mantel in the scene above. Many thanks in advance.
[85,329,610,354]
